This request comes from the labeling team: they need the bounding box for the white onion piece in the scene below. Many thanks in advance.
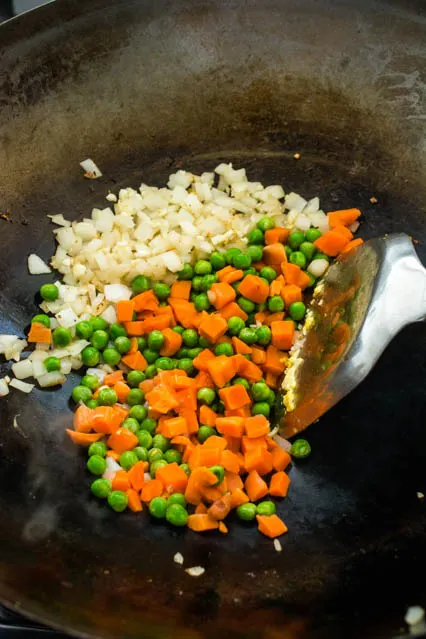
[86,368,106,383]
[285,192,307,212]
[67,340,90,356]
[28,254,51,275]
[144,472,152,482]
[32,359,46,378]
[0,379,9,397]
[37,372,66,388]
[11,359,34,380]
[304,197,320,214]
[295,213,311,232]
[80,158,102,178]
[349,221,360,233]
[104,284,132,302]
[273,434,292,452]
[9,379,34,393]
[48,214,71,227]
[60,359,73,375]
[103,457,122,481]
[308,259,329,278]
[0,335,20,352]
[100,305,117,325]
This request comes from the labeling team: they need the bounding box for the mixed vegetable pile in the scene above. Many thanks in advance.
[24,206,362,539]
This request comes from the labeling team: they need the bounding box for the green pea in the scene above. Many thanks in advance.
[44,356,61,372]
[166,503,188,527]
[137,337,147,351]
[87,454,107,476]
[194,293,211,312]
[289,251,307,269]
[102,348,121,367]
[121,418,139,433]
[239,327,257,344]
[244,267,257,276]
[141,418,157,434]
[72,385,92,404]
[129,404,147,422]
[137,430,153,448]
[145,364,157,379]
[127,389,144,406]
[177,264,194,280]
[266,389,276,406]
[256,501,276,516]
[268,296,285,313]
[156,356,174,371]
[247,245,263,262]
[257,216,275,232]
[53,327,72,347]
[147,330,164,352]
[88,441,107,457]
[150,459,168,478]
[197,425,217,443]
[142,348,158,365]
[228,316,245,336]
[109,322,127,340]
[232,377,250,391]
[214,343,234,359]
[198,336,211,348]
[176,347,189,359]
[231,281,240,294]
[178,359,195,375]
[305,228,322,243]
[89,330,108,351]
[168,492,187,507]
[180,463,190,476]
[149,496,168,518]
[131,275,151,294]
[40,283,59,301]
[81,346,100,367]
[153,282,171,300]
[210,252,226,270]
[81,374,100,391]
[289,302,306,322]
[180,329,197,348]
[192,275,204,292]
[164,449,182,464]
[108,490,128,512]
[248,228,264,245]
[284,245,293,260]
[251,402,270,417]
[225,247,242,265]
[258,267,276,283]
[127,370,145,388]
[31,314,50,328]
[90,317,108,331]
[251,382,270,402]
[194,259,212,275]
[119,450,138,470]
[188,347,203,359]
[114,336,131,354]
[134,446,148,461]
[256,325,272,346]
[197,387,216,405]
[201,274,217,291]
[300,241,317,261]
[91,478,112,499]
[209,465,225,486]
[288,231,306,249]
[236,503,257,521]
[148,447,164,463]
[290,438,311,458]
[86,399,98,409]
[233,253,252,269]
[152,434,170,452]
[304,272,316,288]
[97,387,118,406]
[238,297,256,314]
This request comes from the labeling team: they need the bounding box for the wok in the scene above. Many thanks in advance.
[0,0,425,637]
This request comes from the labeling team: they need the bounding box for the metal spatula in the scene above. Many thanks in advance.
[280,234,426,438]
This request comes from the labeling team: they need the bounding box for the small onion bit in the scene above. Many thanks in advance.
[80,158,102,179]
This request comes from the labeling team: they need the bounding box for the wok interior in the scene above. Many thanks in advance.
[0,0,425,637]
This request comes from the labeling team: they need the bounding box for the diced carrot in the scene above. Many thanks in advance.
[199,405,218,426]
[245,448,273,475]
[241,435,268,454]
[216,265,233,281]
[107,428,138,454]
[265,371,278,388]
[208,493,232,520]
[199,314,228,344]
[121,351,148,371]
[202,435,228,451]
[251,346,266,365]
[122,321,145,336]
[236,356,263,383]
[230,488,250,508]
[194,370,215,389]
[218,521,228,534]
[271,447,291,472]
[281,284,302,307]
[263,243,287,266]
[225,471,244,492]
[175,386,197,412]
[238,275,269,303]
[270,274,285,297]
[282,262,301,285]
[187,513,219,531]
[245,470,269,502]
[145,384,179,413]
[219,384,251,410]
[133,290,159,312]
[254,311,267,325]
[314,231,350,256]
[297,270,312,290]
[169,299,198,328]
[245,414,270,438]
[332,225,353,241]
[271,320,295,351]
[195,503,208,514]
[222,269,244,284]
[141,479,163,502]
[159,416,188,438]
[139,379,155,394]
[327,208,361,228]
[341,238,364,254]
[156,462,188,493]
[193,348,216,371]
[28,322,52,344]
[221,449,241,473]
[264,312,285,326]
[218,301,248,321]
[155,305,176,327]
[91,407,118,434]
[112,470,131,492]
[104,370,124,386]
[114,381,130,404]
[207,355,238,387]
[225,405,251,418]
[264,227,290,245]
[73,405,95,433]
[170,280,191,300]
[257,514,288,538]
[264,345,288,375]
[178,408,199,435]
[216,416,245,438]
[189,446,222,469]
[117,300,135,323]
[128,461,147,492]
[127,489,143,512]
[159,328,182,357]
[185,467,218,505]
[66,430,103,446]
[231,336,252,355]
[269,471,291,497]
[106,450,120,461]
[142,315,171,333]
[208,282,236,310]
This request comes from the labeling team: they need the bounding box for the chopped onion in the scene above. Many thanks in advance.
[55,307,79,329]
[174,552,184,565]
[9,379,34,393]
[100,305,117,325]
[185,566,205,577]
[86,368,106,383]
[67,340,90,357]
[273,434,292,452]
[308,259,329,278]
[295,213,311,232]
[37,371,66,388]
[0,379,9,397]
[349,221,360,233]
[11,359,34,380]
[104,284,132,303]
[48,214,71,227]
[103,457,122,481]
[285,192,307,212]
[32,359,46,377]
[273,539,282,552]
[80,158,102,178]
[28,254,52,275]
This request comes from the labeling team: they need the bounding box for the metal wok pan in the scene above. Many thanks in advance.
[0,0,425,637]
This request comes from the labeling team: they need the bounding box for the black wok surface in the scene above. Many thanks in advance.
[0,1,425,637]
